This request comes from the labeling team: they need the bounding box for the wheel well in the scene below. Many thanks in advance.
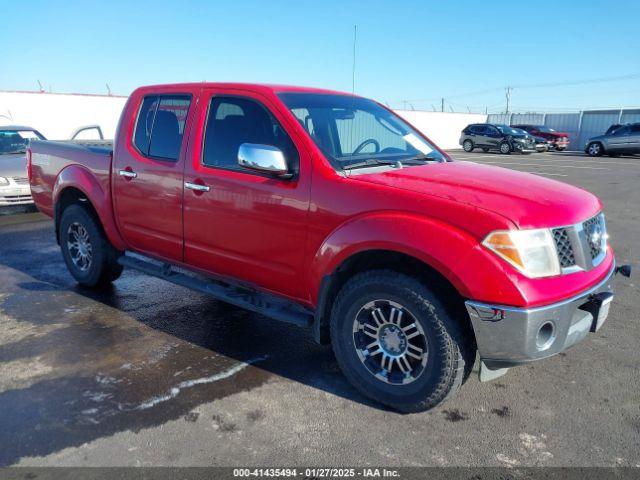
[54,187,99,244]
[315,250,474,346]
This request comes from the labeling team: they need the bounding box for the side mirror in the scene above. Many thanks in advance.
[237,143,292,178]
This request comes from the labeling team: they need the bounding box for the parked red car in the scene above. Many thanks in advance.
[511,124,570,151]
[28,83,628,412]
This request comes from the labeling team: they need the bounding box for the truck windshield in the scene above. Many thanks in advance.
[278,93,445,170]
[0,130,45,155]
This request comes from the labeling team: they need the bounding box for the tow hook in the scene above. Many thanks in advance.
[615,265,632,278]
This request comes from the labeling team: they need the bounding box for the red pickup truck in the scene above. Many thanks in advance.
[28,83,628,412]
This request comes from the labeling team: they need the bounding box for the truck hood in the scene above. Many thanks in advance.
[0,153,28,178]
[349,161,601,229]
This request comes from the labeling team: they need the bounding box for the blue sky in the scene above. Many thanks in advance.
[2,0,639,112]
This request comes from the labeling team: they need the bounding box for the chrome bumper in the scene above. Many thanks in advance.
[0,185,33,206]
[465,264,615,369]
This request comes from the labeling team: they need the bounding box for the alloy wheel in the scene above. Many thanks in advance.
[352,300,428,385]
[67,222,93,271]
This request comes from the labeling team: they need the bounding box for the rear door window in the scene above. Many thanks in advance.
[133,95,191,160]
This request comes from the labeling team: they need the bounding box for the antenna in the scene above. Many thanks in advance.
[106,83,112,96]
[37,80,44,93]
[351,25,357,95]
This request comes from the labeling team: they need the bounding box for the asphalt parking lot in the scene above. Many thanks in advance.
[0,151,638,467]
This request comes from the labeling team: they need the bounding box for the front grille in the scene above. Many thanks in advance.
[552,228,576,268]
[12,177,29,186]
[583,215,605,259]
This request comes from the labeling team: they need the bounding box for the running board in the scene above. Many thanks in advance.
[118,254,313,328]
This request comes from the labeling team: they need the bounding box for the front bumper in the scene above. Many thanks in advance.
[0,185,33,206]
[512,142,537,153]
[465,263,616,369]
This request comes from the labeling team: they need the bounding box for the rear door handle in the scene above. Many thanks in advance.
[185,182,210,192]
[118,169,137,179]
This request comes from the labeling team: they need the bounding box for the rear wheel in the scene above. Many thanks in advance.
[59,204,123,287]
[587,142,604,157]
[330,270,473,412]
[462,139,474,152]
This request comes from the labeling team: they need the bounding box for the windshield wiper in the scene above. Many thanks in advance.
[404,153,438,162]
[342,158,400,170]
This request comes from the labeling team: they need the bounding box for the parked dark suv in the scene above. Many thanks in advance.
[460,124,536,154]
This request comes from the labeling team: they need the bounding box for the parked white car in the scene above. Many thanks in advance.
[0,126,46,206]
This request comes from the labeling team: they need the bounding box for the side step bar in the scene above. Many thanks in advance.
[118,254,314,328]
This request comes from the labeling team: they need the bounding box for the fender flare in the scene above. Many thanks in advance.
[53,165,127,251]
[308,212,527,343]
[308,212,479,305]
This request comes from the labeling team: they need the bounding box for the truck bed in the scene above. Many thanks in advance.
[29,139,114,218]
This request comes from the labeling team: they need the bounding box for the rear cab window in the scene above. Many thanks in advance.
[133,94,191,161]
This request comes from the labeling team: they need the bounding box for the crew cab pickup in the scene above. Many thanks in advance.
[28,83,629,412]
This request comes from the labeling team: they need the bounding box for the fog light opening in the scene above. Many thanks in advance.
[536,322,556,351]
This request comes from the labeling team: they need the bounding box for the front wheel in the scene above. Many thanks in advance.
[499,141,511,154]
[462,139,474,152]
[587,142,604,157]
[60,204,123,287]
[330,270,473,412]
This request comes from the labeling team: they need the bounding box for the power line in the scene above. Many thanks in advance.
[398,72,640,106]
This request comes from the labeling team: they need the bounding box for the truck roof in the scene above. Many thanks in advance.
[133,82,355,97]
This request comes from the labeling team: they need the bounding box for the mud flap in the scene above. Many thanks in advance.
[479,361,508,382]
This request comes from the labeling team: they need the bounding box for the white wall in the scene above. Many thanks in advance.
[395,110,488,150]
[0,92,484,149]
[0,91,127,140]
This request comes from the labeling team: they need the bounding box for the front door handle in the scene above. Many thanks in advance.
[118,169,137,179]
[185,182,210,192]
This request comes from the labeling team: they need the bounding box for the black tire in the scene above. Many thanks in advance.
[59,204,123,287]
[481,147,490,153]
[462,139,474,152]
[587,142,604,157]
[330,270,473,413]
[555,147,566,151]
[499,141,511,154]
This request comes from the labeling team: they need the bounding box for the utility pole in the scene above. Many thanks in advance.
[351,25,357,95]
[441,98,444,112]
[505,86,513,114]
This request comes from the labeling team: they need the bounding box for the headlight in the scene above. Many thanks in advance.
[483,229,560,278]
[0,177,9,187]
